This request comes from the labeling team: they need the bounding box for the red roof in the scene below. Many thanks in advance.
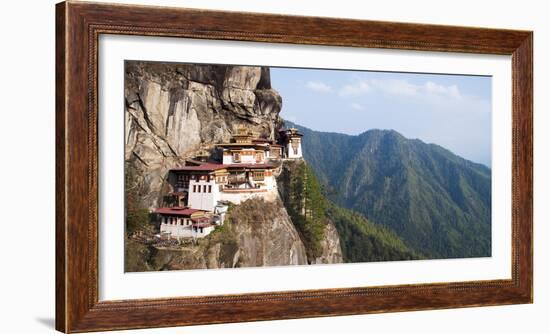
[172,162,274,172]
[171,163,227,172]
[155,207,204,216]
[216,143,270,150]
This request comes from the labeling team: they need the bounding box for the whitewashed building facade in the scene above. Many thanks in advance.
[279,128,303,159]
[156,207,215,239]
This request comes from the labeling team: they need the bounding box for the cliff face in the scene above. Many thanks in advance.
[219,198,308,268]
[125,61,342,270]
[311,222,343,264]
[126,198,308,271]
[125,62,283,209]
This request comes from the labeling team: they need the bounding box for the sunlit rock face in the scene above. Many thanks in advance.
[125,62,282,208]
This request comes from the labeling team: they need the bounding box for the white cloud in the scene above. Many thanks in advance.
[305,81,332,93]
[338,78,463,101]
[424,81,461,99]
[374,79,419,96]
[350,103,364,111]
[339,80,371,96]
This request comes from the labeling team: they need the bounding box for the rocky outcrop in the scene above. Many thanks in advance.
[125,62,282,208]
[147,198,308,270]
[312,222,343,264]
[223,198,308,267]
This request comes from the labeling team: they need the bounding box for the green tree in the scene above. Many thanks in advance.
[280,161,327,262]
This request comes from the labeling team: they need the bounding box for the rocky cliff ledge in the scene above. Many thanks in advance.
[311,222,343,264]
[125,62,282,209]
[125,198,307,271]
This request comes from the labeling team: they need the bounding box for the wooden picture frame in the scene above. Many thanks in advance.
[56,1,533,332]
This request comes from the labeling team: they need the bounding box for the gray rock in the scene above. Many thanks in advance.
[125,61,283,209]
[228,198,308,267]
[312,222,344,264]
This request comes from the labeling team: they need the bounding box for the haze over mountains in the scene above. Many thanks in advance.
[286,121,492,259]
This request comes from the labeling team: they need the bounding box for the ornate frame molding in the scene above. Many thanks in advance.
[56,1,532,332]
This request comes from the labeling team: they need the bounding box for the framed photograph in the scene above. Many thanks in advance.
[56,1,532,332]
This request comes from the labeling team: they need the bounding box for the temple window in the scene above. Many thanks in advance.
[253,171,265,181]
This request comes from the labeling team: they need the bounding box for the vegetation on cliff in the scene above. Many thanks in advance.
[125,163,153,235]
[278,160,328,262]
[327,203,420,262]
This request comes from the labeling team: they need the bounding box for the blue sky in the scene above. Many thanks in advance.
[270,67,492,167]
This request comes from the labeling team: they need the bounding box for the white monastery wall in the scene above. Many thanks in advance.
[160,222,215,238]
[219,187,278,204]
[286,141,302,158]
[188,179,220,212]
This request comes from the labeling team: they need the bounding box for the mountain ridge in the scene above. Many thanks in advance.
[285,121,492,259]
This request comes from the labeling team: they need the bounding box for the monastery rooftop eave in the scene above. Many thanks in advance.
[224,163,275,169]
[171,163,228,172]
[215,143,270,149]
[279,128,304,137]
[171,163,275,172]
[155,207,205,216]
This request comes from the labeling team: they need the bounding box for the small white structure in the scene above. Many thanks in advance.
[156,207,215,239]
[213,202,229,225]
[279,128,303,159]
